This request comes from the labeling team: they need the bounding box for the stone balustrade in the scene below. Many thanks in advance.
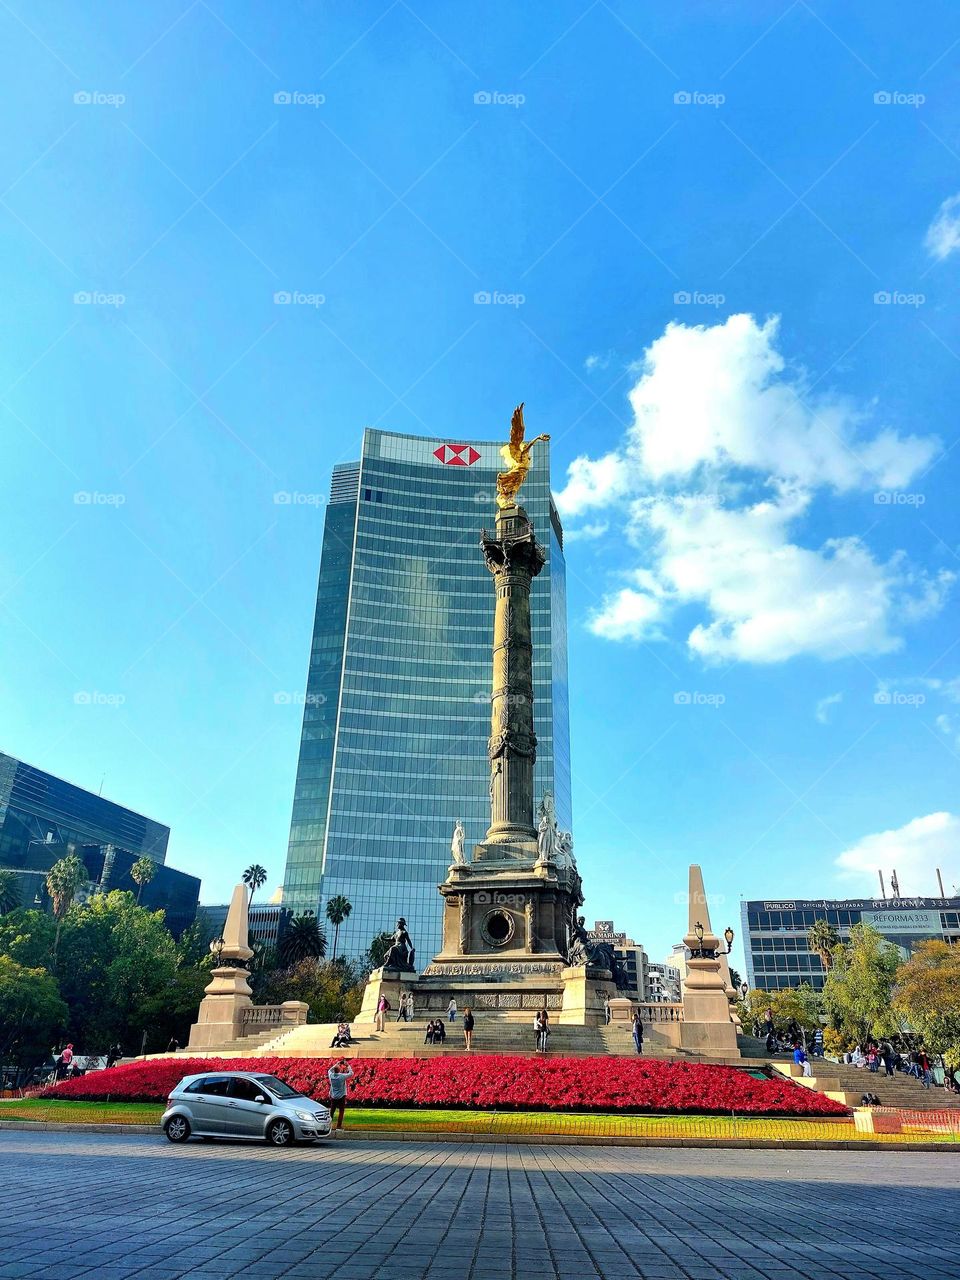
[240,1000,308,1029]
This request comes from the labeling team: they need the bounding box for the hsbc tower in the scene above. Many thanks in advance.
[282,427,571,961]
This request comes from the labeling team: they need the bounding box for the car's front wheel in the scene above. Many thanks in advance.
[164,1116,191,1143]
[266,1118,294,1147]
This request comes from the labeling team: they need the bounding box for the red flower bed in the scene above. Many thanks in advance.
[40,1055,849,1116]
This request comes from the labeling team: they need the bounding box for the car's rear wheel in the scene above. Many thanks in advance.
[266,1118,294,1147]
[164,1116,190,1143]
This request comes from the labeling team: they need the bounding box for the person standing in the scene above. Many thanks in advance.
[603,996,611,1025]
[881,1042,895,1077]
[918,1049,932,1089]
[327,1059,354,1130]
[375,994,388,1033]
[632,1010,644,1056]
[534,1009,549,1053]
[812,1028,824,1058]
[396,993,407,1024]
[405,991,414,1022]
[106,1043,122,1069]
[447,998,457,1023]
[463,1008,475,1051]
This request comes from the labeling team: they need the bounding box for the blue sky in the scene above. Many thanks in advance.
[2,2,960,970]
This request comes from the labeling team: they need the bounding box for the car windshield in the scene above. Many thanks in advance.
[254,1075,301,1099]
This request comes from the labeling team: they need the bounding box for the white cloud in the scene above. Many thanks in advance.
[558,315,936,516]
[564,520,609,543]
[935,713,953,735]
[558,315,947,663]
[584,352,613,372]
[816,692,843,724]
[925,193,960,261]
[589,585,664,641]
[835,812,960,896]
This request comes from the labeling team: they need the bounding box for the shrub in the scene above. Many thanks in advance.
[40,1054,850,1116]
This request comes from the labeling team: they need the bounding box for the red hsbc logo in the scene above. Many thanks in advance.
[434,444,480,466]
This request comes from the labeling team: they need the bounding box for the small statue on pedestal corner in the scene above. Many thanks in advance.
[381,917,416,972]
[450,819,465,864]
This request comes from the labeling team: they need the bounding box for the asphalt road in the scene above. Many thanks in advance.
[2,1132,958,1279]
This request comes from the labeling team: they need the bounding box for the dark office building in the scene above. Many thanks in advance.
[741,895,960,991]
[0,751,198,936]
[282,427,571,961]
[199,902,292,950]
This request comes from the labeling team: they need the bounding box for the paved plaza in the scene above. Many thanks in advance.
[1,1133,958,1280]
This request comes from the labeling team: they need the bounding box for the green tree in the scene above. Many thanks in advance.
[278,914,327,967]
[821,922,903,1044]
[739,986,821,1036]
[807,918,841,973]
[262,957,363,1023]
[893,939,960,1062]
[0,870,21,915]
[45,854,85,962]
[0,909,57,969]
[55,891,180,1050]
[130,857,157,904]
[325,895,352,964]
[0,955,67,1074]
[242,863,268,908]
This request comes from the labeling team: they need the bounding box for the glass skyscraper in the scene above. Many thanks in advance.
[283,428,571,960]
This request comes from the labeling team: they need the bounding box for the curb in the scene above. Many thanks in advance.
[1,1121,957,1152]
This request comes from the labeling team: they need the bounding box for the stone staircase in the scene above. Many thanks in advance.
[772,1058,960,1113]
[209,1016,697,1060]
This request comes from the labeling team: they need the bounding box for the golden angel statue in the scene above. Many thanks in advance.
[495,403,550,509]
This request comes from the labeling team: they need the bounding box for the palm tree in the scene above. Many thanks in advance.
[0,869,20,915]
[807,918,841,973]
[242,863,268,908]
[130,856,157,904]
[325,895,352,963]
[278,914,327,967]
[45,853,85,962]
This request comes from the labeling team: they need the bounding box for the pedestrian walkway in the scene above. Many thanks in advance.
[2,1133,958,1279]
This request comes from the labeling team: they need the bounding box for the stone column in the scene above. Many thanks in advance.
[481,504,545,851]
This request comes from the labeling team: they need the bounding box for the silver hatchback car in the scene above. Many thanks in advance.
[162,1071,332,1147]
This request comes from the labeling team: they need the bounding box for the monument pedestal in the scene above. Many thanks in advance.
[187,965,253,1049]
[558,965,617,1026]
[187,882,256,1051]
[678,865,740,1058]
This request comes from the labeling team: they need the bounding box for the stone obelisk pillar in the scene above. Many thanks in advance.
[478,502,545,857]
[679,864,738,1056]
